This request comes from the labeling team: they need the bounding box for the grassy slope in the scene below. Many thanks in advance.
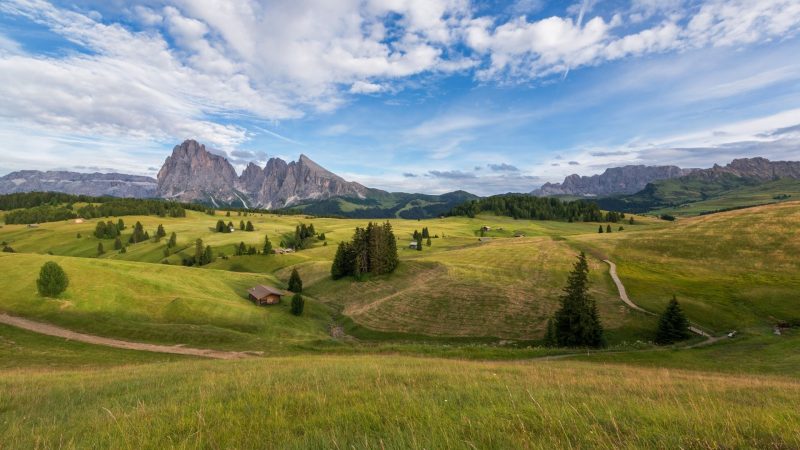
[0,252,333,351]
[0,211,662,344]
[570,201,800,333]
[651,178,800,216]
[0,355,798,449]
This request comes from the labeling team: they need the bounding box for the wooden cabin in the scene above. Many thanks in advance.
[247,285,285,305]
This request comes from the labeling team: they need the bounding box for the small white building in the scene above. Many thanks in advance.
[408,241,419,249]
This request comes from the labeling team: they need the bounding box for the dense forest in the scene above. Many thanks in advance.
[448,194,624,222]
[0,192,205,224]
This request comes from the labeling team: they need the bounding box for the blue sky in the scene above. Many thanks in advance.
[1,0,800,195]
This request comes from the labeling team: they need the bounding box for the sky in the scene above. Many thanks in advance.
[1,0,800,195]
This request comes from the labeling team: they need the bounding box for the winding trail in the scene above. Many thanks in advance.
[602,260,723,344]
[0,313,259,359]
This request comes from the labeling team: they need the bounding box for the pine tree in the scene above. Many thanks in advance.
[426,237,432,247]
[291,294,305,316]
[203,245,213,265]
[655,296,691,345]
[76,232,81,239]
[422,227,430,239]
[416,235,423,251]
[263,234,273,255]
[598,225,604,233]
[331,242,351,279]
[553,252,605,348]
[117,218,125,231]
[119,246,127,254]
[245,221,254,232]
[105,221,118,238]
[618,226,624,231]
[163,246,170,257]
[240,220,245,230]
[37,261,69,297]
[288,268,303,293]
[226,211,231,217]
[606,224,612,233]
[194,238,204,264]
[114,236,122,250]
[94,221,107,239]
[629,216,635,225]
[97,242,105,255]
[543,317,556,347]
[168,232,177,248]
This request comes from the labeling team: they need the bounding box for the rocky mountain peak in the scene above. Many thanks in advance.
[532,164,694,197]
[155,140,239,205]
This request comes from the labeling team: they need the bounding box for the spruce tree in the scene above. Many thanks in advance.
[226,211,231,217]
[629,216,635,225]
[94,221,107,239]
[263,234,273,255]
[168,232,177,248]
[97,242,105,255]
[598,225,604,233]
[114,236,122,250]
[553,252,605,348]
[543,317,556,347]
[655,296,691,345]
[606,224,612,233]
[240,220,245,230]
[416,235,423,251]
[331,242,351,279]
[216,220,226,232]
[246,221,254,232]
[426,237,432,247]
[117,218,125,231]
[203,245,213,265]
[291,294,305,316]
[36,261,69,297]
[288,268,303,293]
[194,238,204,264]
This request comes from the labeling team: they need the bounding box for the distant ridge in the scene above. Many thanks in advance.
[0,170,156,198]
[531,165,694,197]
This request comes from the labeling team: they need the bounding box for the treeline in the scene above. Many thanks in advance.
[0,192,215,224]
[449,194,624,222]
[331,222,399,279]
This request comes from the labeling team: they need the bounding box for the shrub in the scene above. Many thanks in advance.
[37,261,69,297]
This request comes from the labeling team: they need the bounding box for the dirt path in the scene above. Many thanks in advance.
[602,260,724,344]
[0,313,258,359]
[603,260,654,316]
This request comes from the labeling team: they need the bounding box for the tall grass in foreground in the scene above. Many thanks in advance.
[1,355,798,449]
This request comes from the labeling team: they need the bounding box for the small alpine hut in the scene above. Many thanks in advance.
[247,285,285,306]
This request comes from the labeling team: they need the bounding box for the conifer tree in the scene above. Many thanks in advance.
[331,242,352,279]
[288,268,303,292]
[119,246,126,254]
[629,216,635,225]
[216,220,226,232]
[598,225,604,233]
[416,235,423,251]
[263,234,273,255]
[105,221,118,238]
[97,242,105,255]
[543,318,556,347]
[426,237,432,246]
[114,236,122,250]
[291,294,305,316]
[117,218,125,231]
[606,224,612,233]
[245,221,254,232]
[553,252,605,348]
[163,246,170,257]
[655,296,691,345]
[240,220,245,230]
[37,261,69,297]
[76,232,81,239]
[226,211,231,217]
[203,245,213,265]
[422,227,430,239]
[94,221,107,239]
[168,232,177,248]
[194,238,204,264]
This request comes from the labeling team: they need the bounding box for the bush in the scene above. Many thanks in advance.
[37,261,69,297]
[291,294,305,316]
[660,214,676,221]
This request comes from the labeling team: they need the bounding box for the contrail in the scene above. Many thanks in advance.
[253,126,303,145]
[562,0,590,81]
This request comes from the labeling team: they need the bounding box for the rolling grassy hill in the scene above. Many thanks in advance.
[2,200,800,448]
[571,201,800,333]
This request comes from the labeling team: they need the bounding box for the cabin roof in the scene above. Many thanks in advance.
[247,285,285,298]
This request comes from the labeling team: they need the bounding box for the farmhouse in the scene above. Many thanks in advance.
[247,285,285,305]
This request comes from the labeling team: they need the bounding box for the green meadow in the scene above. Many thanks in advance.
[1,202,799,447]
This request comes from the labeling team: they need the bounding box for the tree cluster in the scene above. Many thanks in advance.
[128,221,149,244]
[331,222,399,279]
[449,194,624,223]
[182,238,213,266]
[94,220,123,239]
[233,242,258,256]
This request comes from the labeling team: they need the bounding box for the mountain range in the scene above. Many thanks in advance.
[2,138,798,217]
[531,165,696,197]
